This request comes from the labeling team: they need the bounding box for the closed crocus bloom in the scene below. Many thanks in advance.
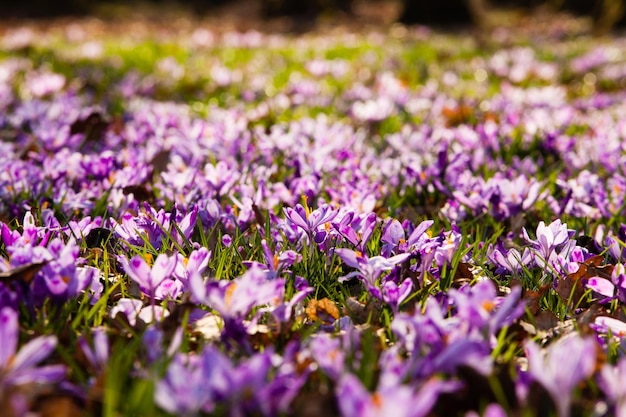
[524,334,596,417]
[523,219,572,268]
[598,357,626,417]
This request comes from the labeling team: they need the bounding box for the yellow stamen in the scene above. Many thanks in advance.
[482,300,495,312]
[273,253,279,270]
[301,194,311,219]
[143,253,153,265]
[372,393,383,409]
[225,283,237,308]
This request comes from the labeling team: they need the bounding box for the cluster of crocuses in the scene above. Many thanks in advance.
[2,18,626,416]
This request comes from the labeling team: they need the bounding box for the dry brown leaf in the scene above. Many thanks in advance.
[556,255,613,306]
[0,261,47,286]
[523,284,550,315]
[306,298,339,324]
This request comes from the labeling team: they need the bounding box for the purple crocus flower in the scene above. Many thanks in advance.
[522,219,571,269]
[110,297,170,326]
[524,334,596,417]
[335,248,411,298]
[269,275,314,323]
[598,356,626,416]
[173,247,211,288]
[78,327,109,375]
[487,244,532,274]
[243,239,301,279]
[0,307,66,396]
[590,316,626,351]
[119,253,178,300]
[170,204,198,246]
[336,373,454,417]
[13,237,98,303]
[333,211,377,252]
[381,278,413,312]
[189,266,291,348]
[155,346,230,416]
[283,203,338,243]
[1,211,49,248]
[381,218,406,257]
[406,219,435,250]
[308,333,345,379]
[191,265,286,320]
[449,280,525,336]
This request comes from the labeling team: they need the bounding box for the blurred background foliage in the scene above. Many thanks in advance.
[1,0,625,34]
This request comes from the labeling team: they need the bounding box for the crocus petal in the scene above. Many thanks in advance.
[338,271,361,283]
[7,364,66,386]
[408,220,434,246]
[283,206,309,231]
[382,219,405,245]
[0,307,18,367]
[587,277,615,298]
[69,266,99,296]
[111,298,143,327]
[382,280,400,303]
[188,271,208,303]
[409,379,460,417]
[594,316,626,336]
[397,278,413,304]
[123,255,152,290]
[335,248,362,269]
[138,306,170,324]
[360,213,378,249]
[490,285,525,332]
[336,374,368,417]
[93,328,109,366]
[10,335,57,374]
[370,253,411,270]
[78,336,97,370]
[483,403,508,417]
[44,273,69,295]
[187,247,211,272]
[150,254,177,287]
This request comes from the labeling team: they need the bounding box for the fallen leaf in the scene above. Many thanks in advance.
[556,256,613,306]
[306,298,339,324]
[451,262,473,288]
[122,185,155,203]
[0,261,47,286]
[523,284,550,315]
[70,112,108,144]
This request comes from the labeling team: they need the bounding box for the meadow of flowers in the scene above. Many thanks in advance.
[2,16,626,417]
